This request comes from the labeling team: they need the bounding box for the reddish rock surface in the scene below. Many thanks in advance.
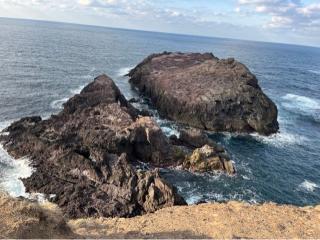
[129,52,279,135]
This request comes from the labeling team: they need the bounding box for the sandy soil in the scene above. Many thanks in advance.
[1,194,319,239]
[70,201,320,239]
[0,193,75,239]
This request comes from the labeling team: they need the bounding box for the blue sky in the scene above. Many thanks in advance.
[0,0,319,47]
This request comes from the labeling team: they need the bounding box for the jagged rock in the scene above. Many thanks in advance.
[1,74,186,218]
[129,52,279,135]
[129,117,177,167]
[183,145,235,175]
[1,74,238,219]
[174,128,224,152]
[169,128,235,174]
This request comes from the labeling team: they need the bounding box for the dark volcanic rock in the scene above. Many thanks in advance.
[0,75,186,218]
[170,128,235,175]
[129,52,279,135]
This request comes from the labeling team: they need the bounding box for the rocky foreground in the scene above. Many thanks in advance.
[129,52,279,135]
[0,74,234,219]
[1,194,319,239]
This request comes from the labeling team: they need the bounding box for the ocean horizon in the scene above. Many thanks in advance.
[1,16,320,50]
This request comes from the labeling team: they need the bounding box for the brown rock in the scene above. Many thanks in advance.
[183,145,235,175]
[1,74,186,218]
[129,52,279,135]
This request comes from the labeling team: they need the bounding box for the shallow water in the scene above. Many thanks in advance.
[0,18,319,206]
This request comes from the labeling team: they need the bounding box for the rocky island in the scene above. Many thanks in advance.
[0,74,234,219]
[129,52,279,135]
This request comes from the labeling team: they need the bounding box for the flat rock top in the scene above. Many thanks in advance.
[135,52,259,103]
[129,52,278,135]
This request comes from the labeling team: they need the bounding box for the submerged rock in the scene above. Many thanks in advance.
[129,52,279,135]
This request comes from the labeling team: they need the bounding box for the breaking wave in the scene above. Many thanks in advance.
[0,144,33,197]
[116,67,133,77]
[50,84,85,110]
[298,180,319,192]
[50,97,69,110]
[308,70,320,75]
[250,131,308,147]
[281,94,320,122]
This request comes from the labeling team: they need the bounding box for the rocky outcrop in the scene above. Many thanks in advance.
[183,145,235,174]
[128,52,279,135]
[0,75,186,218]
[169,128,235,174]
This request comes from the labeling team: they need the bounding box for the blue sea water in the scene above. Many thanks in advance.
[0,18,319,205]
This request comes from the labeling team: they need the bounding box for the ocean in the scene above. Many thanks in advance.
[0,18,319,205]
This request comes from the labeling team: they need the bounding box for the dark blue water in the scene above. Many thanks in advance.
[0,18,319,205]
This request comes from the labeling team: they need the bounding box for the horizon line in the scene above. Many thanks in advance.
[1,16,319,49]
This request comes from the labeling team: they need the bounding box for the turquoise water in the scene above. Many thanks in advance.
[0,18,319,205]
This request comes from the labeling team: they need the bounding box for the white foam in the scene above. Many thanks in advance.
[50,97,69,110]
[0,144,33,197]
[117,67,133,77]
[160,126,180,138]
[250,131,307,147]
[69,84,85,95]
[281,94,320,122]
[155,118,180,137]
[298,180,319,192]
[242,175,250,180]
[50,85,85,110]
[0,120,13,132]
[308,70,320,75]
[186,195,203,204]
[282,94,320,111]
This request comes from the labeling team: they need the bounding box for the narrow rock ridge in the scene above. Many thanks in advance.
[0,74,234,218]
[129,52,279,135]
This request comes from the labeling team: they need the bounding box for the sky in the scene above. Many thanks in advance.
[0,0,319,47]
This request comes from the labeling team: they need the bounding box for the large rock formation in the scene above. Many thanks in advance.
[1,74,236,218]
[128,52,279,135]
[0,75,186,218]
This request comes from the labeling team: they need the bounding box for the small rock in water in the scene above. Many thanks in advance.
[183,144,235,175]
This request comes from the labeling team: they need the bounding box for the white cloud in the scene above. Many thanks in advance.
[78,0,92,6]
[238,0,320,32]
[0,0,319,47]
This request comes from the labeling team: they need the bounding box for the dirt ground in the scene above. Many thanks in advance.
[1,194,320,239]
[70,201,320,239]
[0,193,75,238]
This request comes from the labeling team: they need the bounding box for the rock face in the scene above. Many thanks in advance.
[129,52,279,135]
[183,145,235,174]
[0,75,186,218]
[170,128,235,175]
